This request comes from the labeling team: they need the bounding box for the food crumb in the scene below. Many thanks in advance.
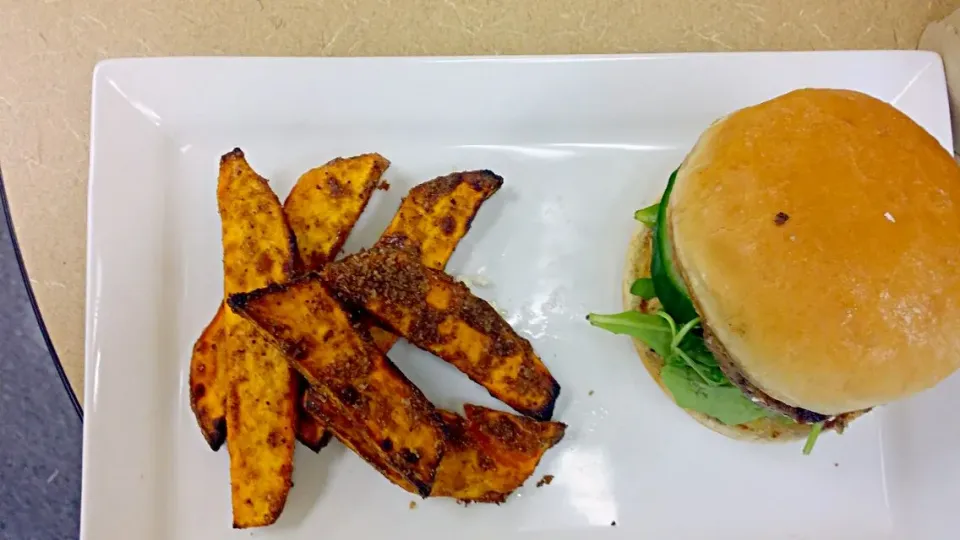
[774,212,790,226]
[588,390,594,396]
[456,274,491,289]
[378,180,391,191]
[611,521,617,527]
[409,501,417,509]
[535,474,554,488]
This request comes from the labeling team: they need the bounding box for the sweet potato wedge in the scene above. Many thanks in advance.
[304,389,565,503]
[367,170,503,352]
[284,153,389,270]
[284,153,389,451]
[295,168,501,448]
[218,148,298,528]
[189,154,388,452]
[302,390,419,493]
[431,405,566,503]
[227,275,446,496]
[189,303,228,450]
[322,247,561,420]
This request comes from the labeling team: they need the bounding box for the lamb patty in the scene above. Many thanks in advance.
[703,327,867,430]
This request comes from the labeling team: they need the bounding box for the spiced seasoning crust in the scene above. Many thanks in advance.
[373,170,503,262]
[228,274,446,495]
[430,405,566,503]
[365,169,504,353]
[303,389,422,495]
[281,153,390,450]
[321,247,561,420]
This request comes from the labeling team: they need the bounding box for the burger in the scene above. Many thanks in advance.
[588,89,960,452]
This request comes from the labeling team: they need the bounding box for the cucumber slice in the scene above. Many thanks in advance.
[633,203,659,227]
[651,170,699,323]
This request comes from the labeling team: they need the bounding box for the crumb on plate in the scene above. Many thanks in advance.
[536,474,554,488]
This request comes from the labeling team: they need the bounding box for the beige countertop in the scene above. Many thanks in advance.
[1,0,956,405]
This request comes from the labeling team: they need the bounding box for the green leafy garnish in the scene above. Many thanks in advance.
[802,422,824,455]
[629,278,657,299]
[670,320,727,386]
[588,309,771,426]
[659,364,774,426]
[586,311,673,358]
[655,312,771,425]
[633,203,659,227]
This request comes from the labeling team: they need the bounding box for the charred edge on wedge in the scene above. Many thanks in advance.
[205,417,227,451]
[409,169,504,211]
[528,378,561,422]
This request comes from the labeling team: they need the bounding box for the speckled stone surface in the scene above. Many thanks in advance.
[0,199,81,540]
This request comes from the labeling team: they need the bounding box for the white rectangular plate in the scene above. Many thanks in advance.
[84,52,958,540]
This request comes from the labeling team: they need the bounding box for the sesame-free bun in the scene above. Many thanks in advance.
[670,88,960,415]
[622,227,814,442]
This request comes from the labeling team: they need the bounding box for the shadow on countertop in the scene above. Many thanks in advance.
[0,171,82,539]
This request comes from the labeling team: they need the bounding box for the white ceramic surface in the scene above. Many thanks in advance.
[83,52,958,540]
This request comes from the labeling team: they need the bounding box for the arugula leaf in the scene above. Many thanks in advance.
[591,310,769,424]
[802,422,824,455]
[666,317,723,387]
[633,203,659,227]
[629,278,657,299]
[651,313,769,424]
[586,311,673,358]
[660,363,773,425]
[674,334,727,386]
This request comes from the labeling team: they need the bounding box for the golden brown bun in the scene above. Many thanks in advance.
[670,88,960,415]
[622,227,813,442]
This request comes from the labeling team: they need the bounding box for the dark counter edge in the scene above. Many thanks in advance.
[0,162,83,421]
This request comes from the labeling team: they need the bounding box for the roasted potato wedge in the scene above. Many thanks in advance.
[304,389,565,503]
[322,247,561,420]
[368,170,503,351]
[189,302,228,450]
[228,275,446,496]
[189,153,388,452]
[284,153,389,451]
[303,390,419,493]
[432,405,566,503]
[218,148,298,528]
[285,153,389,270]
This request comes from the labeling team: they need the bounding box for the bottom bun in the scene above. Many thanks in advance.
[623,226,815,443]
